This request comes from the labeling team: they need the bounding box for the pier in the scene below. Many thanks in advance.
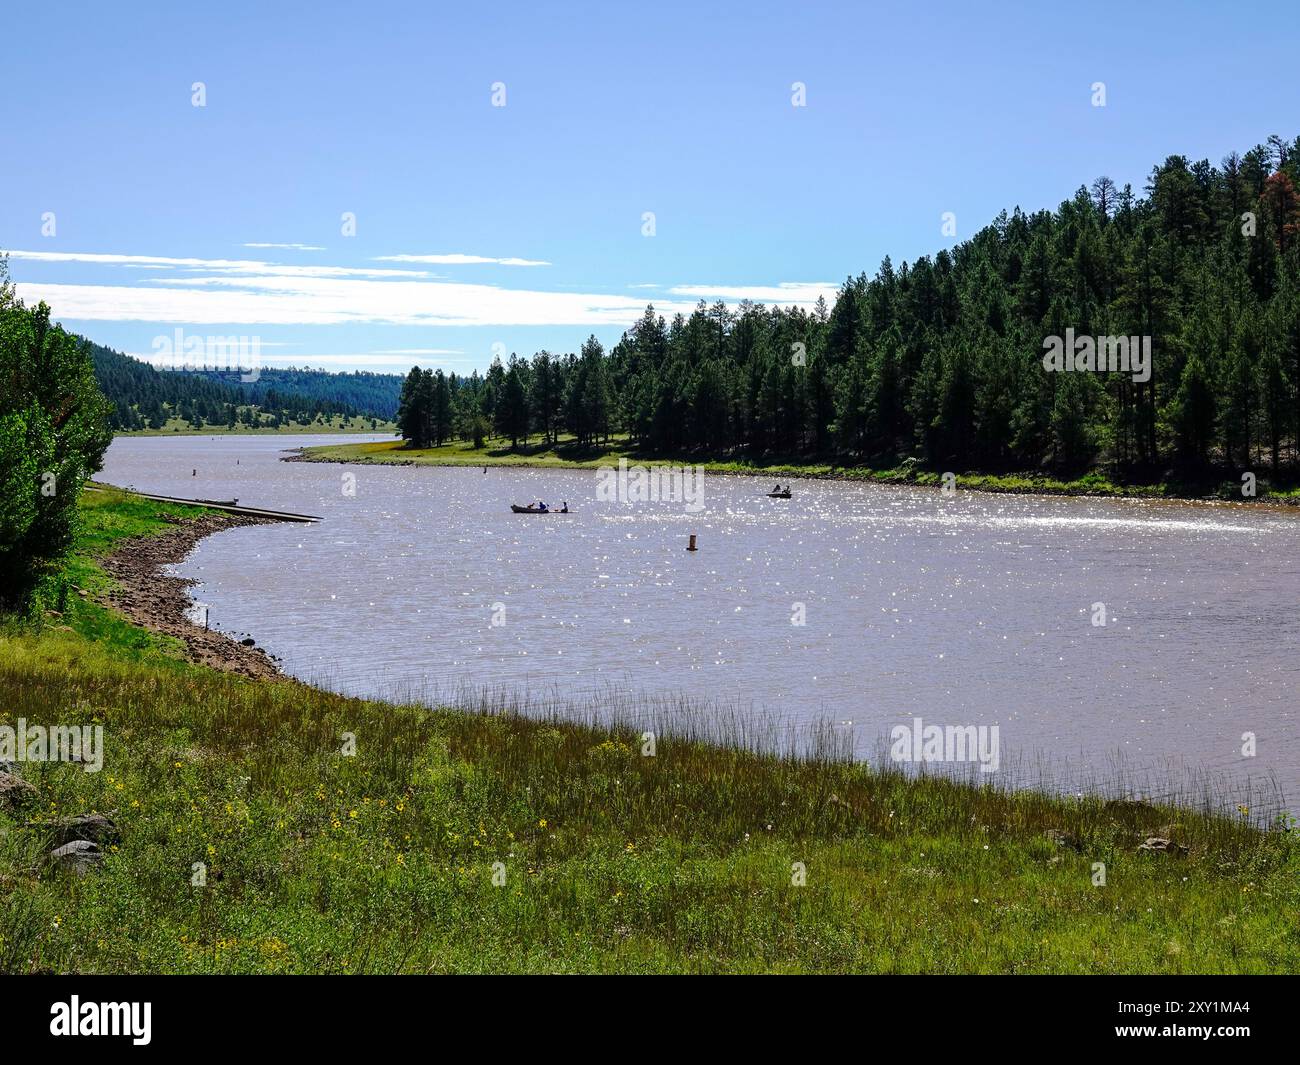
[86,482,323,523]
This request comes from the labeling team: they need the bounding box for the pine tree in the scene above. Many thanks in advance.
[396,366,429,447]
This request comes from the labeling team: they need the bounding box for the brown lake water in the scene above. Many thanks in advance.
[100,434,1300,810]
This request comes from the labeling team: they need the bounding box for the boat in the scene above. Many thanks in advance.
[767,490,792,499]
[198,497,239,506]
[510,504,569,514]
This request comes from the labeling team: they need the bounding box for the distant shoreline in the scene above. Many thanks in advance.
[114,426,397,438]
[288,439,1300,510]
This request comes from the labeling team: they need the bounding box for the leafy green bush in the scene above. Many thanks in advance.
[0,262,112,609]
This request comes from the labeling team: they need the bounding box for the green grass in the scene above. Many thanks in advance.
[296,436,1299,504]
[299,435,634,469]
[0,492,1297,973]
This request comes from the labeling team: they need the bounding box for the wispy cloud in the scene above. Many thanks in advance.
[10,250,268,269]
[374,253,551,267]
[17,277,685,327]
[243,242,325,251]
[7,248,835,330]
[369,348,466,355]
[129,351,468,368]
[666,282,838,305]
[6,249,427,279]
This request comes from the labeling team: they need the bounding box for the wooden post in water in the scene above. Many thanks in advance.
[687,534,697,552]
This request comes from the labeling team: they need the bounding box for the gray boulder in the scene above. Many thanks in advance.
[0,770,38,810]
[48,840,104,877]
[27,812,119,848]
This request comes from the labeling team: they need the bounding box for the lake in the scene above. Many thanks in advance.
[99,434,1300,810]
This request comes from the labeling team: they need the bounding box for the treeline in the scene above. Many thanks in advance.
[88,343,401,430]
[400,135,1300,478]
[396,337,611,450]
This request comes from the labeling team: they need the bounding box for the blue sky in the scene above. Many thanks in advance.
[3,0,1297,376]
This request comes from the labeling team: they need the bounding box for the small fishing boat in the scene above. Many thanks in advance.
[198,497,239,506]
[767,490,792,499]
[510,504,569,514]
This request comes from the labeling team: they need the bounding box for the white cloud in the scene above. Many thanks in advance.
[128,351,468,368]
[369,348,466,355]
[7,248,835,330]
[9,250,267,269]
[4,249,428,279]
[15,277,695,327]
[374,253,551,267]
[243,242,325,251]
[667,281,838,305]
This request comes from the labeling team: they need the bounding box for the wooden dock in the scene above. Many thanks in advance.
[86,482,322,523]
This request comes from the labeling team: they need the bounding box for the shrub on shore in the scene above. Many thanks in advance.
[0,260,112,610]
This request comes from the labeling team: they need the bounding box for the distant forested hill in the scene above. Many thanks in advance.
[222,367,403,421]
[86,341,403,430]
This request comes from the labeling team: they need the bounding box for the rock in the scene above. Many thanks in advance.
[1044,828,1083,851]
[27,812,119,848]
[240,637,256,646]
[1138,836,1188,857]
[0,771,38,810]
[48,840,104,877]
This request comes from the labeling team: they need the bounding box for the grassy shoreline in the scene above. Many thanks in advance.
[292,437,1300,506]
[0,491,1296,973]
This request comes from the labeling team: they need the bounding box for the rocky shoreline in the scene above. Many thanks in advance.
[99,511,287,679]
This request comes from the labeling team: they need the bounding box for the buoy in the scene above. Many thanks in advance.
[687,534,698,552]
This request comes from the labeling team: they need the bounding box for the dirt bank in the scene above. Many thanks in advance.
[99,512,286,679]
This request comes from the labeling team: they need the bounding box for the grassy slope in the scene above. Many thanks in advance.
[0,492,1297,974]
[297,436,1300,503]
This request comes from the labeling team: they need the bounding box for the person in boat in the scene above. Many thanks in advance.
[773,483,781,493]
[560,501,568,513]
[538,501,548,512]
